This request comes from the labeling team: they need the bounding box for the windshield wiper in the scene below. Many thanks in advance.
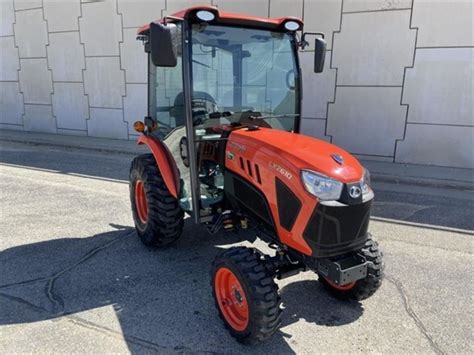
[192,59,211,68]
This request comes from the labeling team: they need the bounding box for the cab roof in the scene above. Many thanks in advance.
[137,5,303,35]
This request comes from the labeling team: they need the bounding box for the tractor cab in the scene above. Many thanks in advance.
[136,6,326,222]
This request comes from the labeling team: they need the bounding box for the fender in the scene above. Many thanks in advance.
[137,135,180,199]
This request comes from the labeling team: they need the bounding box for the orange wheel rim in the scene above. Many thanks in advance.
[134,180,148,224]
[214,267,249,331]
[324,277,356,291]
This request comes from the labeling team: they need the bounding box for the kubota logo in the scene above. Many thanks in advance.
[269,162,292,180]
[349,185,362,199]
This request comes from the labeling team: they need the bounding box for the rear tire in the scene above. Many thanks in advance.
[129,154,183,247]
[211,247,282,344]
[319,236,384,301]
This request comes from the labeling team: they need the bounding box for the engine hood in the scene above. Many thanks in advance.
[228,128,364,183]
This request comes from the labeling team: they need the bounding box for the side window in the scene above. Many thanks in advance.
[148,26,184,139]
[147,25,195,212]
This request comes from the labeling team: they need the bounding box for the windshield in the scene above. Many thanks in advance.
[191,24,299,132]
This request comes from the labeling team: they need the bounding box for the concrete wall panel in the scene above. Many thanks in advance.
[327,87,406,156]
[47,32,85,82]
[333,10,415,85]
[302,0,342,50]
[52,82,88,130]
[300,118,329,142]
[343,0,412,12]
[13,0,42,11]
[0,82,23,125]
[83,57,125,109]
[396,124,474,168]
[213,0,268,17]
[301,51,336,119]
[18,58,52,104]
[14,8,48,58]
[79,0,122,56]
[269,0,303,18]
[0,37,19,81]
[120,28,147,84]
[23,104,56,133]
[412,0,474,47]
[403,48,473,126]
[88,108,127,139]
[123,83,147,136]
[117,0,165,28]
[1,0,15,36]
[43,0,81,32]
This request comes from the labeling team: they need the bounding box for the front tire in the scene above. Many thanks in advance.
[129,154,183,247]
[211,247,282,344]
[319,236,384,301]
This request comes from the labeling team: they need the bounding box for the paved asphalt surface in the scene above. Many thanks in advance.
[0,141,472,354]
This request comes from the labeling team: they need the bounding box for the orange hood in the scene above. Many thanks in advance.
[228,128,364,184]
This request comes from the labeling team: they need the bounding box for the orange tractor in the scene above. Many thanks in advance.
[130,6,384,343]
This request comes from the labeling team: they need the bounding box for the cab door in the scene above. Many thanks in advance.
[147,27,196,215]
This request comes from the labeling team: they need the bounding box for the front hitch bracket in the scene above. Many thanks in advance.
[316,254,368,286]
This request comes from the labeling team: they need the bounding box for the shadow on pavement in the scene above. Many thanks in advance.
[0,221,363,354]
[280,280,363,328]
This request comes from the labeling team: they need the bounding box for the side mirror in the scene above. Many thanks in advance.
[150,22,178,67]
[314,37,327,73]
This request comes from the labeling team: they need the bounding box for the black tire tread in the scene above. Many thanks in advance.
[211,247,282,344]
[129,154,183,247]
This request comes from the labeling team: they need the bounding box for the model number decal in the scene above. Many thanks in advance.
[269,162,293,180]
[228,141,246,152]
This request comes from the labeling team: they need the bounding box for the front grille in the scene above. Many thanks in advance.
[303,200,372,257]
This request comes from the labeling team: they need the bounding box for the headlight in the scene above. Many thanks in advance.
[301,170,343,201]
[361,168,371,195]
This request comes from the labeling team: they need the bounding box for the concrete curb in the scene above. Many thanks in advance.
[370,173,473,191]
[1,130,472,191]
[0,134,143,156]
